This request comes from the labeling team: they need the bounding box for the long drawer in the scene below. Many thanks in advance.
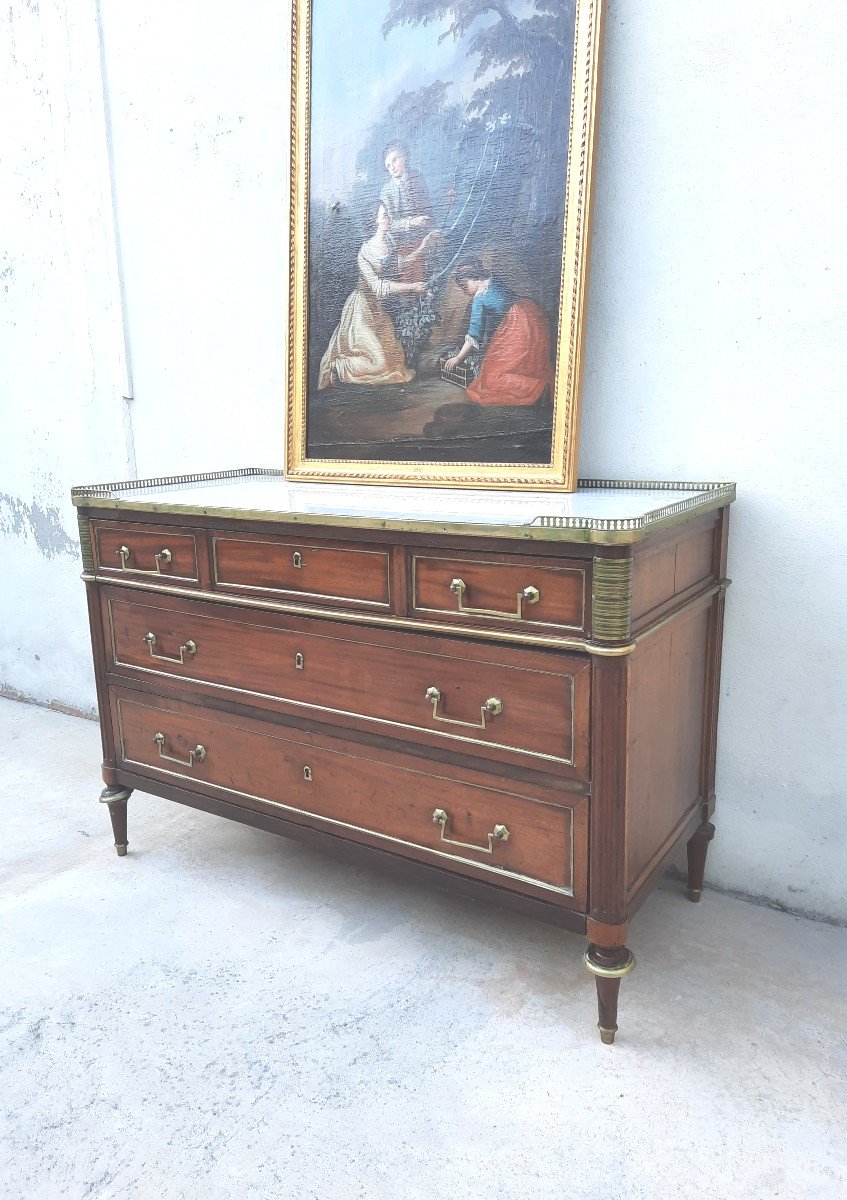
[111,688,587,906]
[102,588,590,777]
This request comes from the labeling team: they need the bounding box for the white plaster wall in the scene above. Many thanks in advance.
[0,1,132,716]
[1,1,844,919]
[94,0,290,476]
[579,2,847,922]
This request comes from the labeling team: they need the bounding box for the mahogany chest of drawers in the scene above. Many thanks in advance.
[72,470,735,1043]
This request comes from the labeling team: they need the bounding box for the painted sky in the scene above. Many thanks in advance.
[310,0,536,201]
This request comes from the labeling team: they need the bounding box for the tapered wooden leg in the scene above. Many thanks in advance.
[583,944,636,1044]
[99,786,132,856]
[686,820,716,902]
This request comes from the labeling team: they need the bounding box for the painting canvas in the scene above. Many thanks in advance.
[286,0,605,490]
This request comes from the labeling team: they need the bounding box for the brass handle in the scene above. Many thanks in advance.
[153,732,206,767]
[425,686,503,730]
[143,632,197,664]
[449,577,540,620]
[115,545,174,574]
[432,808,510,854]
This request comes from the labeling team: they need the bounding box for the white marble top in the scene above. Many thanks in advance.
[72,470,735,542]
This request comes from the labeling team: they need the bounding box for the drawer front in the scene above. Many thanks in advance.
[94,521,200,585]
[411,552,588,634]
[112,689,587,905]
[211,533,391,609]
[103,590,590,777]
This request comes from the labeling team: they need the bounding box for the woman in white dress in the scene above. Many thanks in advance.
[318,203,438,388]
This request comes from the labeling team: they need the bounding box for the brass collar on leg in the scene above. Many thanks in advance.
[99,787,132,805]
[583,949,636,979]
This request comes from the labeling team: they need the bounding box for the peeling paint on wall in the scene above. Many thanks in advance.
[0,494,78,558]
[0,253,13,294]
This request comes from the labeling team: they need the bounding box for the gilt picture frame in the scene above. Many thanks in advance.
[285,0,606,491]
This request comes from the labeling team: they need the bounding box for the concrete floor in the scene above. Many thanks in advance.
[0,697,844,1200]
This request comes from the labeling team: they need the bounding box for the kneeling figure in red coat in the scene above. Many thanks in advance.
[444,257,554,407]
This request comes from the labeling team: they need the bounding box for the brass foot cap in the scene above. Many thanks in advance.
[115,844,128,857]
[688,888,702,903]
[599,1028,616,1045]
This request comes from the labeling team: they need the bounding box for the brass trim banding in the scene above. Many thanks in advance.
[83,572,727,657]
[591,558,633,643]
[85,571,634,656]
[632,583,724,648]
[71,471,736,546]
[77,513,94,574]
[72,467,272,499]
[72,469,734,502]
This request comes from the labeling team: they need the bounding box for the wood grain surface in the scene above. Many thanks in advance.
[411,549,588,633]
[94,521,200,586]
[102,587,591,777]
[112,687,587,907]
[212,532,392,609]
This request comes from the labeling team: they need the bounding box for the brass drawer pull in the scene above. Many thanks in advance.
[115,545,174,573]
[425,686,503,730]
[449,577,540,620]
[143,632,197,664]
[432,808,510,854]
[153,732,206,767]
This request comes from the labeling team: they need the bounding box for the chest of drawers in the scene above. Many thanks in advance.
[72,469,735,1043]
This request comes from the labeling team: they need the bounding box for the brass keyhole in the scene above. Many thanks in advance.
[303,766,312,781]
[295,652,304,670]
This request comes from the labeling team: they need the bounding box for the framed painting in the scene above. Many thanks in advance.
[286,0,606,491]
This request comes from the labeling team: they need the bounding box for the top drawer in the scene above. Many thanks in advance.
[93,521,200,586]
[211,533,391,610]
[411,550,588,634]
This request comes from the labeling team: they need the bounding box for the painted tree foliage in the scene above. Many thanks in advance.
[379,0,575,253]
[309,0,575,379]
